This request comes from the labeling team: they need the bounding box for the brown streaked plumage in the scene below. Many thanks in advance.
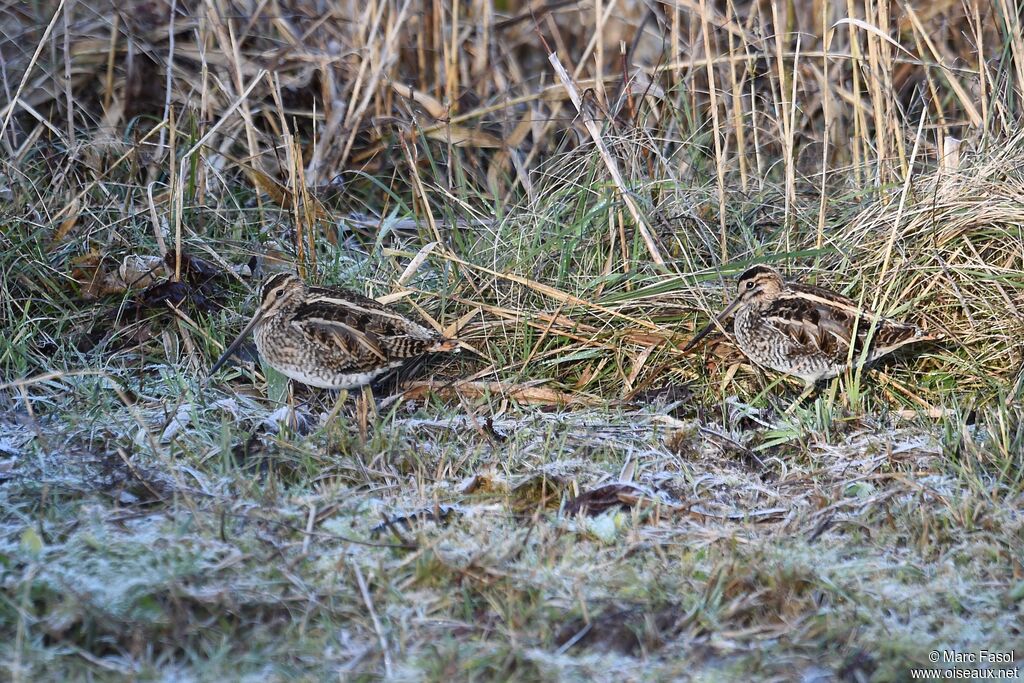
[684,265,941,387]
[209,272,458,389]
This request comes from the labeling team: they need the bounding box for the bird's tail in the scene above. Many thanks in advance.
[429,338,461,353]
[916,328,946,342]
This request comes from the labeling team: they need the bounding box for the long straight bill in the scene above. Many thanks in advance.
[208,310,265,376]
[682,296,741,352]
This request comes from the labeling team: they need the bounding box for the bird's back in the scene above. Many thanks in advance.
[755,282,936,373]
[297,285,454,361]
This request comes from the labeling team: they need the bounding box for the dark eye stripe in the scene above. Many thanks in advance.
[261,273,295,299]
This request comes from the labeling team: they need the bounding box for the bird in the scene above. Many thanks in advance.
[683,264,940,395]
[208,272,459,390]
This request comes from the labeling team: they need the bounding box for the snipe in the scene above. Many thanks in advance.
[684,265,940,392]
[209,272,458,389]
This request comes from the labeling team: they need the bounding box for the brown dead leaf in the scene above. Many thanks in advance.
[139,281,207,310]
[487,109,533,190]
[50,198,80,249]
[391,82,446,118]
[624,344,657,393]
[693,334,745,375]
[70,248,125,299]
[134,252,232,314]
[118,255,165,289]
[623,330,677,346]
[234,162,330,226]
[443,306,483,340]
[244,167,292,207]
[424,124,503,148]
[164,250,222,284]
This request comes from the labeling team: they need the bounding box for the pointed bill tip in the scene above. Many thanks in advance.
[913,325,946,342]
[682,320,715,353]
[681,331,708,353]
[208,310,265,378]
[207,343,240,377]
[683,297,741,353]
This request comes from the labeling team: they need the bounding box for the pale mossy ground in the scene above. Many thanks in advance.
[2,356,1022,680]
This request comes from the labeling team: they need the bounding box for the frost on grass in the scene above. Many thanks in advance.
[2,389,1021,680]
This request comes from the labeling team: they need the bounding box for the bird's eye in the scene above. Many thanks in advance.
[745,281,755,289]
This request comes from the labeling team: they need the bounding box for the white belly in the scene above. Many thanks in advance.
[276,362,403,389]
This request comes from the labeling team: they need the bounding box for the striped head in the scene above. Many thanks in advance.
[207,272,306,376]
[258,272,306,318]
[734,265,785,306]
[682,264,786,352]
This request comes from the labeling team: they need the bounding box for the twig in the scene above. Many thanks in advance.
[302,503,316,554]
[0,0,67,143]
[157,0,178,159]
[353,563,393,678]
[546,51,666,268]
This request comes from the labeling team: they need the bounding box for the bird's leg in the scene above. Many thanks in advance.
[362,384,378,418]
[286,380,298,430]
[356,385,377,442]
[324,389,350,425]
[751,367,788,416]
[784,382,817,414]
[285,384,332,434]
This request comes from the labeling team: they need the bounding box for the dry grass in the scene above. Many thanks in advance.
[1,0,1023,680]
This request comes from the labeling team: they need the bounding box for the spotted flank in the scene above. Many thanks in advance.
[685,265,941,387]
[209,272,459,390]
